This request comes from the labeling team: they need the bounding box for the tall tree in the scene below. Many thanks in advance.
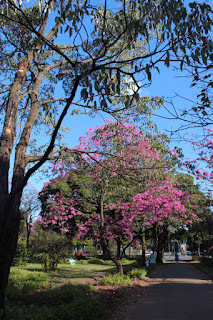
[20,184,40,248]
[38,122,194,272]
[0,0,212,311]
[39,121,165,273]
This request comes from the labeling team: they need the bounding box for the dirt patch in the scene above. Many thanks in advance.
[97,278,152,320]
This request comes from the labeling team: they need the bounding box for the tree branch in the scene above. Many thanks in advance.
[22,75,81,188]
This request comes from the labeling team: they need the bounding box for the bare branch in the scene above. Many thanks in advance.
[40,98,67,106]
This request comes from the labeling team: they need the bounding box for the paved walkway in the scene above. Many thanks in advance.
[131,262,213,320]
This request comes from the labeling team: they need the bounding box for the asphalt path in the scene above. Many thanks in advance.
[131,261,213,320]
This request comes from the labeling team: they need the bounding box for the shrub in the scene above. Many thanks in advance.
[39,253,60,272]
[98,273,132,286]
[30,230,69,271]
[12,239,29,266]
[127,268,147,279]
[6,268,50,299]
[87,258,105,265]
[75,259,88,265]
[122,259,136,264]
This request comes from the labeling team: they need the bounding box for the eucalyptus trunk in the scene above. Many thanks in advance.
[0,193,22,311]
[0,59,28,313]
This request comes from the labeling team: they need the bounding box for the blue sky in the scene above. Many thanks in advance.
[14,1,209,193]
[28,63,203,193]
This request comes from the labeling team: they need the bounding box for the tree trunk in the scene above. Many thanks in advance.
[26,217,32,249]
[101,239,123,274]
[156,224,168,263]
[101,239,110,260]
[141,223,146,267]
[198,238,201,256]
[156,227,163,263]
[0,193,22,312]
[156,244,163,263]
[0,58,31,314]
[116,239,121,259]
[112,258,123,275]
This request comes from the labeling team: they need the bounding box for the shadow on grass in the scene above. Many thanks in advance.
[18,261,140,289]
[6,283,103,320]
[48,268,118,283]
[25,261,138,281]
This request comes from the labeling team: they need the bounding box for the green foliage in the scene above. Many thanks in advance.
[5,284,102,320]
[39,170,96,226]
[75,259,88,265]
[75,258,116,265]
[1,0,213,313]
[39,253,61,272]
[127,267,147,279]
[121,258,137,265]
[12,239,29,266]
[98,273,132,286]
[6,268,49,299]
[87,258,106,265]
[29,230,70,271]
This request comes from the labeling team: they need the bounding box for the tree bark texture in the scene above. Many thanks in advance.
[112,258,123,275]
[0,193,22,311]
[101,239,124,274]
[0,60,30,311]
[0,5,72,313]
[156,225,168,263]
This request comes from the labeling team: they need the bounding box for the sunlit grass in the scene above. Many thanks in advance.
[19,259,137,286]
[5,259,139,320]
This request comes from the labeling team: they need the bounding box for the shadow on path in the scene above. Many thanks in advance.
[131,262,213,320]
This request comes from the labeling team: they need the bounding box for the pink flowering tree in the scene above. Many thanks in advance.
[184,128,213,185]
[39,166,95,238]
[38,121,202,272]
[122,179,198,262]
[75,177,197,270]
[73,121,165,253]
[179,129,213,250]
[38,122,202,271]
[38,121,167,271]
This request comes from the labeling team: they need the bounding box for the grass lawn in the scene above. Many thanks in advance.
[19,259,136,286]
[5,259,138,320]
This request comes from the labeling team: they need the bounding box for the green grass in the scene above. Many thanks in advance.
[5,284,102,320]
[97,273,132,286]
[127,267,147,279]
[21,260,137,286]
[5,259,139,320]
[6,268,50,299]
